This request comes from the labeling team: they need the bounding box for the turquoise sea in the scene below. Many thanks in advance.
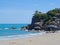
[0,24,45,40]
[0,24,27,29]
[0,24,29,36]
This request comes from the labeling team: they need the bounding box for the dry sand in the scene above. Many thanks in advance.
[0,31,60,45]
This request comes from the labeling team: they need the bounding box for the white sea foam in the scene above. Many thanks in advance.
[0,32,46,40]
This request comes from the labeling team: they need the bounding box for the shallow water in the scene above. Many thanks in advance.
[0,30,31,36]
[0,31,45,40]
[0,24,46,40]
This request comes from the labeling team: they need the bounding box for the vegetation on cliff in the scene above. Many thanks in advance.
[28,8,60,30]
[21,8,60,31]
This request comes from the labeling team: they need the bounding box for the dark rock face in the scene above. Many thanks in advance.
[28,14,60,31]
[45,14,60,31]
[28,16,43,30]
[28,23,41,30]
[31,17,41,24]
[21,9,60,31]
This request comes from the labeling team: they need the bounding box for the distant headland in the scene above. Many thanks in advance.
[21,8,60,32]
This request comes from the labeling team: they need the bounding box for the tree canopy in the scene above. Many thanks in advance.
[32,8,60,25]
[47,8,60,17]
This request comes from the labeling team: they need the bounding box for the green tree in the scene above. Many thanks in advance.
[32,10,42,23]
[33,10,41,20]
[47,8,60,17]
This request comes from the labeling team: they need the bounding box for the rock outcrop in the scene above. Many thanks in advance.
[21,8,60,31]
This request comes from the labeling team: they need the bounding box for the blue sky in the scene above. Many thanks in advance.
[0,0,60,24]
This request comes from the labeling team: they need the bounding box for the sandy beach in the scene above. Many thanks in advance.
[0,31,60,45]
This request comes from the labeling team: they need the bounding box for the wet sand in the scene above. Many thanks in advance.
[0,31,60,45]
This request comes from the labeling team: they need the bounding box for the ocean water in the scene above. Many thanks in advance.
[0,24,29,36]
[0,30,31,36]
[0,24,27,29]
[0,24,45,40]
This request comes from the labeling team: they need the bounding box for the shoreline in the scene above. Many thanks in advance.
[0,32,46,40]
[0,31,60,45]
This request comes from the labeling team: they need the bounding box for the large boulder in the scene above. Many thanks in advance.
[28,22,42,30]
